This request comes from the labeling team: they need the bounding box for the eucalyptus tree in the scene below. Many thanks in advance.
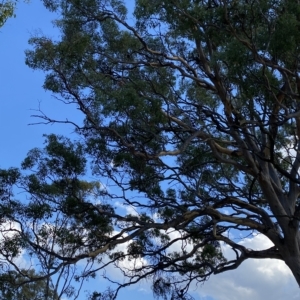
[0,0,16,27]
[0,269,59,300]
[0,135,108,299]
[2,0,300,299]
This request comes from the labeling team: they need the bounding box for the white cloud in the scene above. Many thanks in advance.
[91,230,148,282]
[115,201,139,216]
[164,228,194,254]
[0,221,30,269]
[196,234,300,300]
[81,231,300,300]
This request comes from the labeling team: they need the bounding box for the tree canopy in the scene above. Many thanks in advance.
[0,0,16,27]
[2,0,300,298]
[0,269,59,300]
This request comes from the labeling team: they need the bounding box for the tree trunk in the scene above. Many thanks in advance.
[283,249,300,287]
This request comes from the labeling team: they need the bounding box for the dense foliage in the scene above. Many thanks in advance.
[2,0,300,298]
[0,0,16,27]
[0,269,59,300]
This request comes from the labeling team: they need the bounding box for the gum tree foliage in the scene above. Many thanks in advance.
[0,0,16,27]
[0,269,59,300]
[3,0,300,298]
[0,135,111,299]
[0,0,30,28]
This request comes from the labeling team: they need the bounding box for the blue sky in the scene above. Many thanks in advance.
[1,1,300,300]
[0,0,77,169]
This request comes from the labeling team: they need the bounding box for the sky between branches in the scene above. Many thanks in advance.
[0,1,300,299]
